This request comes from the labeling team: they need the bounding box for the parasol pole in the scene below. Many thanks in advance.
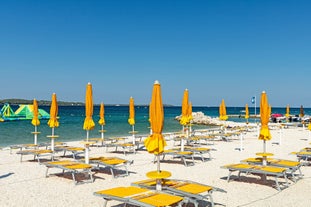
[279,124,283,145]
[85,130,90,164]
[156,154,162,191]
[34,126,38,145]
[239,133,243,151]
[101,125,104,139]
[132,125,135,145]
[51,127,55,152]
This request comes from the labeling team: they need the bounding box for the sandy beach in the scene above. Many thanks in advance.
[1,124,311,207]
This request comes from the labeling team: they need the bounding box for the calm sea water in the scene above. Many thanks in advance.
[1,105,310,147]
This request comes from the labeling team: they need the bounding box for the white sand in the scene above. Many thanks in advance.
[1,125,311,207]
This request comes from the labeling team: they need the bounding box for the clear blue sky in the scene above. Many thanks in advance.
[1,0,310,107]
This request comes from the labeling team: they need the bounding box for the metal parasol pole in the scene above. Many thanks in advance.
[34,126,38,145]
[51,127,55,152]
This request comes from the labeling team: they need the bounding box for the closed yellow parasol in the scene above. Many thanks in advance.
[31,99,40,145]
[144,81,167,154]
[128,97,135,125]
[144,81,169,190]
[47,93,59,151]
[98,102,105,126]
[83,83,95,138]
[128,96,136,144]
[31,99,40,126]
[219,99,228,121]
[98,102,106,142]
[259,91,271,152]
[83,83,95,164]
[180,89,189,126]
[48,93,59,128]
[245,104,249,120]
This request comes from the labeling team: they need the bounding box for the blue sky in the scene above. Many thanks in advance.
[1,0,310,107]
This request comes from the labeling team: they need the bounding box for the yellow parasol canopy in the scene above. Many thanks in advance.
[285,104,290,118]
[48,93,59,128]
[219,99,228,120]
[83,83,95,130]
[180,89,189,125]
[299,105,304,118]
[259,91,271,141]
[128,97,135,125]
[144,81,167,154]
[31,99,40,126]
[245,104,249,119]
[98,102,105,126]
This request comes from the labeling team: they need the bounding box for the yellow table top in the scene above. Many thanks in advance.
[256,152,274,157]
[31,131,41,134]
[146,170,171,179]
[99,130,107,133]
[128,131,138,134]
[47,135,59,138]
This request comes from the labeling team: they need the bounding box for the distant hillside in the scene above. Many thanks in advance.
[0,99,175,107]
[0,99,84,106]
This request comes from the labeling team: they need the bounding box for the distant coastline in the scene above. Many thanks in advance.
[0,99,175,107]
[0,99,84,106]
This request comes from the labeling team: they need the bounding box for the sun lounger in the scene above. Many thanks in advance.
[88,156,133,178]
[54,146,85,159]
[112,142,136,155]
[241,157,303,182]
[16,149,53,163]
[184,147,213,162]
[160,149,195,166]
[221,163,289,191]
[132,178,226,207]
[94,186,185,207]
[291,148,311,164]
[43,160,93,184]
[10,143,50,154]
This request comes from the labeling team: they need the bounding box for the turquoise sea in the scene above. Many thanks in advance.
[1,105,310,147]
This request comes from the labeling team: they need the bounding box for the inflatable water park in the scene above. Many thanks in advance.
[0,103,50,122]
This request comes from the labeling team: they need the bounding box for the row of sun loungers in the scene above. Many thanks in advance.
[16,149,53,163]
[291,147,311,165]
[159,147,213,166]
[88,156,133,178]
